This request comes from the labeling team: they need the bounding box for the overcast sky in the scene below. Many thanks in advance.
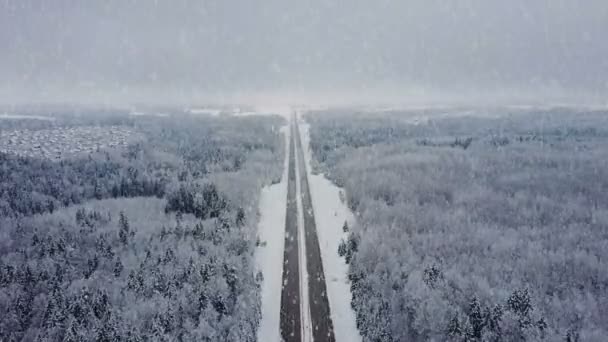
[1,0,607,105]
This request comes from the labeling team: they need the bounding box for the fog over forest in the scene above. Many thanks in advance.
[1,0,607,106]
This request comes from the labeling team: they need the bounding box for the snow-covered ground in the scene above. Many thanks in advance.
[255,124,289,342]
[0,113,55,120]
[187,107,222,116]
[128,110,169,117]
[297,115,362,342]
[250,105,292,120]
[233,110,260,116]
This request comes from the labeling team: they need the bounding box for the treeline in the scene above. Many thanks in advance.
[0,112,285,341]
[137,115,283,176]
[0,107,134,131]
[307,109,608,341]
[0,151,166,217]
[0,113,283,218]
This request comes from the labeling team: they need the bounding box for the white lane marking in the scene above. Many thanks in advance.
[294,115,313,342]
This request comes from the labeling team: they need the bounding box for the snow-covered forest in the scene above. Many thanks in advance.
[0,111,284,341]
[2,1,608,341]
[306,109,608,341]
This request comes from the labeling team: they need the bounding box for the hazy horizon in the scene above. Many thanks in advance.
[2,0,607,106]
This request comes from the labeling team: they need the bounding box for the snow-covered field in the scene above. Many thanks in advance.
[128,110,169,117]
[0,113,55,120]
[298,115,362,342]
[187,107,222,116]
[255,124,289,342]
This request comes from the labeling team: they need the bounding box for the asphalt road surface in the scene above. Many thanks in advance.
[280,114,336,342]
[280,118,301,342]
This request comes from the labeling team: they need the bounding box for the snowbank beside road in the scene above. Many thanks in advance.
[255,125,289,342]
[298,117,362,342]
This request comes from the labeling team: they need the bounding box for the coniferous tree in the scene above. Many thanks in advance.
[446,315,462,339]
[467,297,485,340]
[113,259,124,277]
[118,211,130,245]
[235,207,245,227]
